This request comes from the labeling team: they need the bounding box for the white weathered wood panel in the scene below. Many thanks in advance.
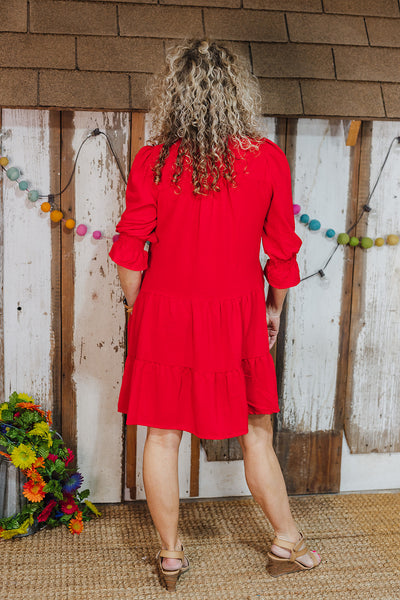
[2,109,53,406]
[348,121,400,453]
[72,112,129,502]
[279,119,351,433]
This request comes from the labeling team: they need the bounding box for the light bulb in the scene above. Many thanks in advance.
[318,269,330,289]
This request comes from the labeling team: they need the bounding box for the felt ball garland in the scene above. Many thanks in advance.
[0,128,127,243]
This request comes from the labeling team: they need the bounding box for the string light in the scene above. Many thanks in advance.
[0,128,127,241]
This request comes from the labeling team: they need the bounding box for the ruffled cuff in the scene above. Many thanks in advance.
[109,233,148,271]
[264,256,300,289]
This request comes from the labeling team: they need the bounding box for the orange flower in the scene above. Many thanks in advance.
[25,468,45,485]
[46,410,53,426]
[32,456,45,469]
[16,402,46,417]
[23,479,46,502]
[0,450,11,459]
[68,518,84,535]
[75,510,83,520]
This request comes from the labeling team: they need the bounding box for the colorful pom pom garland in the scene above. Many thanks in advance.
[294,203,399,250]
[0,392,101,539]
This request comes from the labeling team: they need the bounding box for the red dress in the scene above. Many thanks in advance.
[109,138,302,439]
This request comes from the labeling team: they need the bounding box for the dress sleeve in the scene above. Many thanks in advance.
[261,142,302,289]
[108,145,158,271]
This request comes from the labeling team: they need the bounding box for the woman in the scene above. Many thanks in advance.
[109,39,321,591]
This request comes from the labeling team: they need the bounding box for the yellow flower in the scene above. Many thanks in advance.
[28,422,53,447]
[17,393,35,403]
[84,499,102,517]
[0,402,8,421]
[0,517,32,539]
[10,443,37,469]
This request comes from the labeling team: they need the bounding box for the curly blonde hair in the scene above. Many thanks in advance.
[147,38,263,195]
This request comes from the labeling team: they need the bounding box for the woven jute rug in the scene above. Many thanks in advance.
[1,492,400,600]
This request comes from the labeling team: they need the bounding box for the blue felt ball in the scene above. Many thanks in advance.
[300,214,310,224]
[28,190,39,202]
[19,180,29,191]
[309,219,321,231]
[326,228,336,238]
[6,167,20,181]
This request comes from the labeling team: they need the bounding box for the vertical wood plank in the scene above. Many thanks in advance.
[274,118,352,493]
[2,109,53,404]
[0,110,4,402]
[60,110,77,465]
[125,112,146,500]
[49,110,62,432]
[190,434,200,497]
[72,111,129,503]
[345,121,400,453]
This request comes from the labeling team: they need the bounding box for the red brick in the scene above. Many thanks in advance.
[334,47,400,83]
[0,0,27,32]
[204,9,287,42]
[259,78,302,115]
[382,83,400,118]
[30,0,117,35]
[39,70,130,109]
[324,0,399,17]
[301,80,385,117]
[0,68,37,106]
[286,13,368,45]
[78,37,164,73]
[243,0,322,11]
[252,43,335,79]
[366,17,400,47]
[0,34,74,69]
[119,5,203,38]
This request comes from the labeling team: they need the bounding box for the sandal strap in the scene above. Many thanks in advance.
[159,548,184,559]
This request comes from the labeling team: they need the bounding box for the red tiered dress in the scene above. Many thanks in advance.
[109,138,302,439]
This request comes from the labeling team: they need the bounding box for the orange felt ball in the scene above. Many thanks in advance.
[41,202,51,213]
[50,210,63,223]
[65,219,76,230]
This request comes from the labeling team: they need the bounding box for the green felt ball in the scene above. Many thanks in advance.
[360,237,373,249]
[28,190,39,202]
[337,233,349,245]
[6,167,20,181]
[18,180,29,191]
[349,236,359,246]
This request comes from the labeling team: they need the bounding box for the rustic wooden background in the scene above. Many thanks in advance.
[1,109,399,504]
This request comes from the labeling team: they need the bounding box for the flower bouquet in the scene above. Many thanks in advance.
[0,392,101,539]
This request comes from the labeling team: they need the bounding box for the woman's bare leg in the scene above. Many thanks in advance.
[237,414,321,567]
[142,426,188,570]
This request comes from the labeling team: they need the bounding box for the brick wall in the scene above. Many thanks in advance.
[0,0,399,118]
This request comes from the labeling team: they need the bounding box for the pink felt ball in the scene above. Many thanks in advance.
[112,234,120,243]
[76,224,88,236]
[92,230,102,240]
[293,204,301,215]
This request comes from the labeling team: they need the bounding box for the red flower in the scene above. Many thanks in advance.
[65,448,74,466]
[37,499,57,522]
[14,412,20,418]
[60,494,78,515]
[47,454,58,462]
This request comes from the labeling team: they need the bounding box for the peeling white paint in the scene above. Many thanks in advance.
[72,112,129,503]
[280,119,351,433]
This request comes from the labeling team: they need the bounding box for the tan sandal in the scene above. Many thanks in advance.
[267,530,321,577]
[156,544,190,592]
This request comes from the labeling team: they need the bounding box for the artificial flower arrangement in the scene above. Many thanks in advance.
[0,392,101,540]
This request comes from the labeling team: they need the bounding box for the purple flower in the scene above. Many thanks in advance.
[62,471,84,493]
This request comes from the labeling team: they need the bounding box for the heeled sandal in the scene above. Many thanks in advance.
[156,544,190,592]
[266,530,321,577]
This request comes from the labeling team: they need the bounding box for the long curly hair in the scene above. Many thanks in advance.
[146,38,263,195]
